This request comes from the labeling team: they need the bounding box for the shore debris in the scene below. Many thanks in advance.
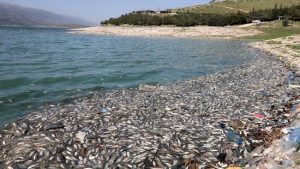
[1,53,300,168]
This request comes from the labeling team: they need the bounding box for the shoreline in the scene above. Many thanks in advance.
[250,35,300,70]
[247,35,300,169]
[70,25,261,38]
[1,48,299,168]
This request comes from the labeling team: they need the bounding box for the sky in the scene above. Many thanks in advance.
[0,0,210,23]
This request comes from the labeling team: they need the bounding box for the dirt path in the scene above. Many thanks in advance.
[214,5,249,13]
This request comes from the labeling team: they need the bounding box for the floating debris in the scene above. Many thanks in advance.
[100,108,109,113]
[76,131,86,143]
[254,113,266,119]
[288,128,300,143]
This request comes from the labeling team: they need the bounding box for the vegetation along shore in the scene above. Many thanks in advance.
[101,4,300,27]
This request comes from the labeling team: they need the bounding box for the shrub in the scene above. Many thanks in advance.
[282,19,289,26]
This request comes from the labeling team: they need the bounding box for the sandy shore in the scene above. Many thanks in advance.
[70,25,261,38]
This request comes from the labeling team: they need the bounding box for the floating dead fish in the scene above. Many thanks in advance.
[44,122,65,130]
[0,54,299,168]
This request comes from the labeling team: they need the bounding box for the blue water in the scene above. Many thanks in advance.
[0,26,255,125]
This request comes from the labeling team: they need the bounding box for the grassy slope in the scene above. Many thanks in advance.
[173,0,300,14]
[243,21,300,40]
[171,0,300,40]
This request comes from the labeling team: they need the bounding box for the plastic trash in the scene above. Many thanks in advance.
[287,71,295,85]
[291,104,300,113]
[226,130,243,145]
[276,119,289,126]
[265,161,286,169]
[220,123,226,129]
[100,108,108,113]
[254,113,265,119]
[288,128,300,143]
[276,141,298,155]
[262,111,271,116]
[286,120,300,130]
[281,159,293,167]
[217,152,226,162]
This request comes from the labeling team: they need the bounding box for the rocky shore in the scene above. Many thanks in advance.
[1,49,300,168]
[251,35,300,70]
[248,35,300,169]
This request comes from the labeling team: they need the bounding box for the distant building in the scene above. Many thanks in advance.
[278,16,286,20]
[132,10,156,14]
[252,20,261,23]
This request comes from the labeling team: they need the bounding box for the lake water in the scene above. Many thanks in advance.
[0,26,256,125]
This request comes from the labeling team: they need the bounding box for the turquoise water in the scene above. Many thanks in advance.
[0,26,255,125]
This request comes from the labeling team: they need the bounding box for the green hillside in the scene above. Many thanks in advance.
[172,0,300,14]
[102,0,300,27]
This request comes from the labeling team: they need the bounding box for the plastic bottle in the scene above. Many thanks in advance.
[220,123,243,145]
[287,71,294,85]
[288,128,300,143]
[226,130,243,145]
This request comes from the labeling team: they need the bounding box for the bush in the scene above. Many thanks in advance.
[282,19,289,26]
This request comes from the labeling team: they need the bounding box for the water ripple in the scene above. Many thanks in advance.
[0,26,255,125]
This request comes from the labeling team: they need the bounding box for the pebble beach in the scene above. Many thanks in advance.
[1,47,300,168]
[70,25,261,38]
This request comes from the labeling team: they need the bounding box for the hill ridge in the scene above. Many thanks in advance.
[0,2,93,28]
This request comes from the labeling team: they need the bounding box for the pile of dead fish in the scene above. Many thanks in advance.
[1,53,300,169]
